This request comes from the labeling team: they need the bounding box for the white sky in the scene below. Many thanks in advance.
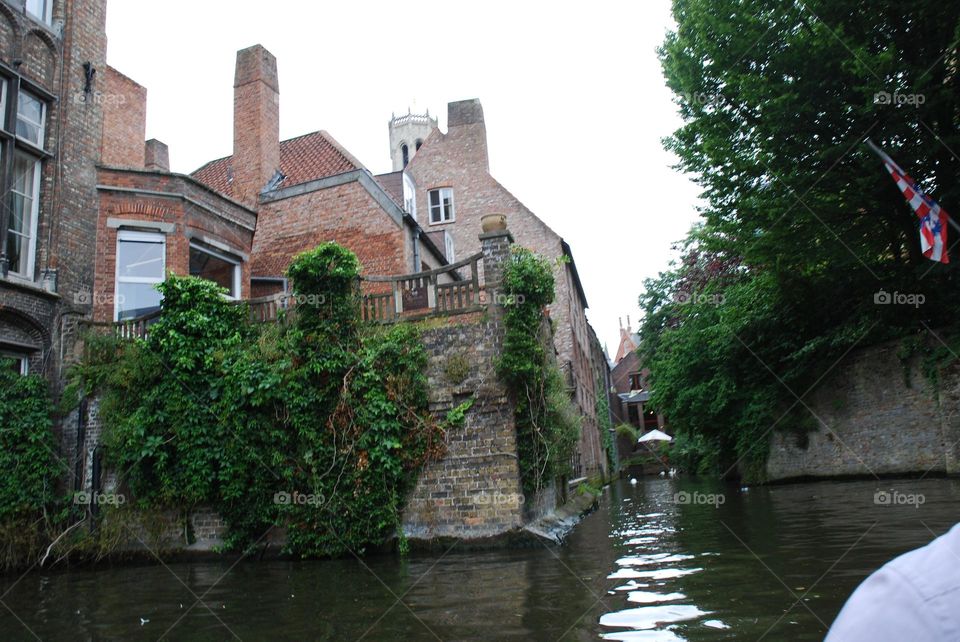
[105,0,702,353]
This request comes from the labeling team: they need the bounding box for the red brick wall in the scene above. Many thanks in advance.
[93,169,256,322]
[611,352,641,424]
[406,102,609,478]
[252,181,406,283]
[100,66,146,168]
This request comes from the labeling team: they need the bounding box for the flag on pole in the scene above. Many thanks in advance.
[866,138,950,264]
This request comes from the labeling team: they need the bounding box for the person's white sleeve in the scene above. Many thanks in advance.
[825,565,943,641]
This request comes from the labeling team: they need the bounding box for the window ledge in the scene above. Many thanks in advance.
[0,274,60,299]
[12,137,53,159]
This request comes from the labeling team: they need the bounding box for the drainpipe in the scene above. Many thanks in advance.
[413,230,422,272]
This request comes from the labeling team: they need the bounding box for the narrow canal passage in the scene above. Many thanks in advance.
[2,477,957,640]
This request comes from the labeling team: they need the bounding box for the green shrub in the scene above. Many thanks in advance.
[72,244,446,558]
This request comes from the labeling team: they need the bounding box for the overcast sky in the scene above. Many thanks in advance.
[105,0,702,353]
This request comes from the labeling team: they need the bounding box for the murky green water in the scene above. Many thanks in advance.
[2,477,958,640]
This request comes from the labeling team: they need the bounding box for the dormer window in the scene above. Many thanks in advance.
[429,188,455,224]
[402,173,417,220]
[445,233,455,262]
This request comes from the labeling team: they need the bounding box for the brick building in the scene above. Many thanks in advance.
[191,45,450,297]
[0,0,107,381]
[399,100,610,480]
[90,65,258,323]
[610,317,665,460]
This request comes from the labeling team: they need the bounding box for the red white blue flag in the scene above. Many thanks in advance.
[867,139,949,264]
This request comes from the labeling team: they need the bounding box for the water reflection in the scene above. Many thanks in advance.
[0,477,956,640]
[595,476,960,641]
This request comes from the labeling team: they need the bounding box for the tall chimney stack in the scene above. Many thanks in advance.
[233,45,280,207]
[447,98,489,171]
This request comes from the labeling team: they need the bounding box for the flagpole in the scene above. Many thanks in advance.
[864,138,960,236]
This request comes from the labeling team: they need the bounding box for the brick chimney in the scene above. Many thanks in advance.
[144,139,169,172]
[233,45,280,207]
[447,98,489,171]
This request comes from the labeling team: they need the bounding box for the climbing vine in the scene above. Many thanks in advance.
[72,243,445,557]
[595,377,616,470]
[497,246,581,497]
[0,361,64,570]
[0,362,61,522]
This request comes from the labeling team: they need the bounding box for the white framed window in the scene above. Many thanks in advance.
[16,90,45,147]
[445,233,456,262]
[115,230,165,321]
[189,242,241,299]
[25,0,52,24]
[7,152,41,279]
[429,187,455,224]
[402,173,417,220]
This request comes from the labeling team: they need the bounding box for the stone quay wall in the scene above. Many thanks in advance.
[766,340,960,481]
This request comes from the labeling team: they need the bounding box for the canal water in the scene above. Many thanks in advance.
[2,476,958,641]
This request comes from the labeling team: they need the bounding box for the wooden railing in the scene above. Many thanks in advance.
[112,310,161,340]
[87,254,486,340]
[247,292,291,323]
[360,252,483,323]
[83,293,291,342]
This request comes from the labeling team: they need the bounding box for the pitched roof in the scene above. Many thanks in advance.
[191,131,361,199]
[374,171,404,207]
[614,326,640,364]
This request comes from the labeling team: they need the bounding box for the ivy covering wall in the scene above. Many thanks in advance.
[0,362,62,570]
[72,243,445,557]
[497,247,581,497]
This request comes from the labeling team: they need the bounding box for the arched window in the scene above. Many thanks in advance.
[401,143,410,167]
[415,139,423,151]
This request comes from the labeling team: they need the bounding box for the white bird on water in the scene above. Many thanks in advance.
[630,478,638,485]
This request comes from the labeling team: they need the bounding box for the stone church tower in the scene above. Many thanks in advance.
[388,109,437,171]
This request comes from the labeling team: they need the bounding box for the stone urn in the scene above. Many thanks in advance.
[481,214,507,232]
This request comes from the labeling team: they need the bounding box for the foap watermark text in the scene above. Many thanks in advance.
[674,490,725,508]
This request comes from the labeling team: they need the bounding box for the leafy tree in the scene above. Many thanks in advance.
[643,0,960,479]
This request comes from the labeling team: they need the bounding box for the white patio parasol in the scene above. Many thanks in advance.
[636,429,673,474]
[637,429,673,443]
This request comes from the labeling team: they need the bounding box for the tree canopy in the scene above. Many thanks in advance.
[641,0,960,479]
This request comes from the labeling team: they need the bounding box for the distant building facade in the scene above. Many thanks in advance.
[191,46,449,298]
[610,317,665,460]
[399,100,610,480]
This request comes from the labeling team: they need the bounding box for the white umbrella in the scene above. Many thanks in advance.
[637,429,673,443]
[635,429,673,474]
